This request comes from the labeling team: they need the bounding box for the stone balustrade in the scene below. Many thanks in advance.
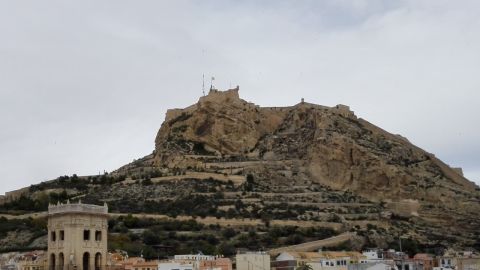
[48,202,108,216]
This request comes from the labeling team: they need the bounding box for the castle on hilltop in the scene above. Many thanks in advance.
[164,87,356,123]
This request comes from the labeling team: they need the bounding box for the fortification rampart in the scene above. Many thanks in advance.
[296,102,330,111]
[0,187,30,205]
[199,87,240,103]
[452,167,464,176]
[165,95,357,124]
[261,106,292,112]
[261,101,353,112]
[332,104,356,118]
[165,103,198,122]
[165,87,244,122]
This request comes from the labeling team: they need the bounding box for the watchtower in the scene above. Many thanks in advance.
[47,201,108,270]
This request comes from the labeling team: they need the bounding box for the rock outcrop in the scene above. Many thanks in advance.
[145,88,477,204]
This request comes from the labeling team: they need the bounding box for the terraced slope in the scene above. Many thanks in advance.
[1,88,479,254]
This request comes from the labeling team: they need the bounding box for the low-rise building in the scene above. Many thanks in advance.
[273,251,367,270]
[17,252,47,270]
[198,258,231,270]
[362,251,384,262]
[121,257,146,270]
[348,262,396,270]
[236,252,270,270]
[174,255,216,262]
[131,260,158,270]
[435,251,480,270]
[157,261,193,270]
[413,254,434,270]
[355,250,396,270]
[171,254,231,270]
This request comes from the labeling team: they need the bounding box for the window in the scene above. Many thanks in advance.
[84,230,90,240]
[95,231,102,241]
[60,230,65,241]
[51,231,56,241]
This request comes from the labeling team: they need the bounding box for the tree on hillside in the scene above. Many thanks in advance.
[297,263,313,270]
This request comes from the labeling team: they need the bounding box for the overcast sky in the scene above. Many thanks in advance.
[1,0,479,195]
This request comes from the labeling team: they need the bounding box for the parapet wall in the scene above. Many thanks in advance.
[452,167,464,176]
[199,87,240,103]
[48,202,108,216]
[297,102,330,111]
[332,104,356,118]
[165,87,243,123]
[261,106,293,112]
[163,88,358,124]
[165,103,198,122]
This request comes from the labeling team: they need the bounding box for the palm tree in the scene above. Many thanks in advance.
[297,263,313,270]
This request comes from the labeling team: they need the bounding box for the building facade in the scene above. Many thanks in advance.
[273,251,367,270]
[236,252,270,270]
[157,262,193,270]
[47,202,108,270]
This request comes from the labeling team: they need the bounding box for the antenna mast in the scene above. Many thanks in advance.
[202,74,205,96]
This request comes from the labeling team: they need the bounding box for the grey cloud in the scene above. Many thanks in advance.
[1,0,479,194]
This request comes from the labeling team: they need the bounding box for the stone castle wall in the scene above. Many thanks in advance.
[165,87,247,122]
[332,104,356,118]
[0,187,30,205]
[452,167,464,176]
[163,89,359,125]
[200,87,240,102]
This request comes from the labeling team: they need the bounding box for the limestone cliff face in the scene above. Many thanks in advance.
[152,89,478,204]
[153,88,287,168]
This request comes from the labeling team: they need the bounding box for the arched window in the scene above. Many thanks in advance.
[58,253,64,270]
[50,254,56,270]
[83,252,90,270]
[95,253,102,270]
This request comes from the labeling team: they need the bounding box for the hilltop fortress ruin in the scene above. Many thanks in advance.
[165,87,355,123]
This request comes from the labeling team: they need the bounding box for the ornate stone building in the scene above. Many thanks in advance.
[47,202,108,270]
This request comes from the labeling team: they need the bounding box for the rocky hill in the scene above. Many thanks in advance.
[1,88,480,255]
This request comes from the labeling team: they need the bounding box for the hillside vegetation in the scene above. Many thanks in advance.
[1,88,479,254]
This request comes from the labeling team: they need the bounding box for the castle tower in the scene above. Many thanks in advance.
[47,202,108,270]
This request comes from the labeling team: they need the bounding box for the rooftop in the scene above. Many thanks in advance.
[48,201,108,216]
[279,251,366,261]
